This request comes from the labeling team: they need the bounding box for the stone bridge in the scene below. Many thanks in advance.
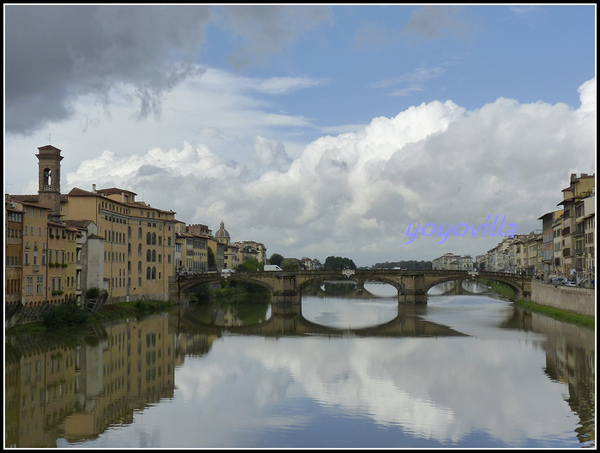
[169,269,531,305]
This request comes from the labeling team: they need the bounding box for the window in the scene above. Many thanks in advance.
[26,277,33,295]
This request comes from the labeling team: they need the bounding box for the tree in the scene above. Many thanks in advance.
[323,256,356,270]
[236,258,263,273]
[207,246,216,269]
[281,258,301,271]
[269,253,284,266]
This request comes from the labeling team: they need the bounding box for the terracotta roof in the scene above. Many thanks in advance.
[96,187,137,196]
[68,187,98,197]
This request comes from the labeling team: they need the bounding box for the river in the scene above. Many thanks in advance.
[4,282,595,448]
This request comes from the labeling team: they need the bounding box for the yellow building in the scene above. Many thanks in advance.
[7,145,179,305]
[65,186,178,301]
[21,201,52,305]
[557,173,595,276]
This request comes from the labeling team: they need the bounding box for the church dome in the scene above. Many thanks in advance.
[215,221,230,239]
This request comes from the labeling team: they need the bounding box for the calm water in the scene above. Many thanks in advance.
[5,282,595,448]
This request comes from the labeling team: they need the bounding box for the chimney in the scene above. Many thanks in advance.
[92,184,96,192]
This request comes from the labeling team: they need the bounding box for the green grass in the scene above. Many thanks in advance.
[479,278,594,329]
[478,278,515,301]
[514,299,594,330]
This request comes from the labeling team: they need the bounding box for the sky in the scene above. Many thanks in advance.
[4,4,597,267]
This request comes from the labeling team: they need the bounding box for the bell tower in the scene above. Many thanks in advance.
[36,144,63,222]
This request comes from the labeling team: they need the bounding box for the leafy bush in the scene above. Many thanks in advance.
[85,287,100,299]
[43,300,90,330]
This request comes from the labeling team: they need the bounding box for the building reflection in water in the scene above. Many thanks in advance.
[5,301,595,448]
[5,313,212,447]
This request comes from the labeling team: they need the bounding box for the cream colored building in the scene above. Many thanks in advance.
[65,186,178,301]
[557,173,595,276]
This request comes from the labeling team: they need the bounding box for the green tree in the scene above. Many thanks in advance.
[269,253,284,266]
[281,258,301,271]
[323,256,356,270]
[207,246,216,269]
[236,258,263,272]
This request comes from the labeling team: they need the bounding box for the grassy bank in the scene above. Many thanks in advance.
[478,278,515,301]
[478,278,594,329]
[514,299,594,329]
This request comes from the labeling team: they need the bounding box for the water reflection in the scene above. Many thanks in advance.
[4,291,595,448]
[5,314,175,447]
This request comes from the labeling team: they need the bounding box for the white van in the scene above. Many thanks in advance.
[264,265,283,271]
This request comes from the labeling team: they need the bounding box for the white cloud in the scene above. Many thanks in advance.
[253,136,293,171]
[59,77,595,266]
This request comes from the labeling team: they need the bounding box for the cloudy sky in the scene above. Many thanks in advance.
[4,4,596,267]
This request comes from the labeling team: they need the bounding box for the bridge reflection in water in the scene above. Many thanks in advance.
[171,298,468,339]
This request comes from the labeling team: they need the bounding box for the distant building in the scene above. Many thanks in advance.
[432,253,473,271]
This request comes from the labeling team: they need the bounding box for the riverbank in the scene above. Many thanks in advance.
[478,278,594,330]
[6,299,173,335]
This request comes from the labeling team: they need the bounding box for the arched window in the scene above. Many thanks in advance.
[43,168,51,188]
[152,267,156,280]
[146,250,151,262]
[128,226,132,240]
[152,250,156,262]
[147,232,151,245]
[146,267,151,280]
[138,244,142,256]
[152,232,156,245]
[138,227,142,240]
[138,261,142,274]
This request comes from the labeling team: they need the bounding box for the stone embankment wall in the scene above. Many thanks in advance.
[530,278,595,317]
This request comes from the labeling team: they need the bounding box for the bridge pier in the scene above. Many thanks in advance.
[399,291,428,305]
[272,292,301,306]
[271,299,302,316]
[355,277,365,295]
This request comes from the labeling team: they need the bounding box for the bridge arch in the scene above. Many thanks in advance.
[174,273,274,303]
[296,275,406,296]
[423,276,485,294]
[422,272,525,300]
